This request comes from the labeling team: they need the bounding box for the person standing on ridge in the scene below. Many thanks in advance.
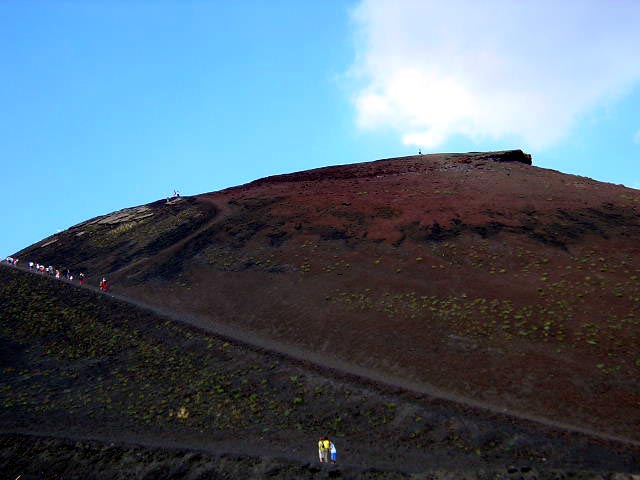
[330,440,337,464]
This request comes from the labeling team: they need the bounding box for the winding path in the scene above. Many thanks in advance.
[109,195,234,279]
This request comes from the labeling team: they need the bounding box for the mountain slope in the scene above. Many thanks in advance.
[15,150,640,440]
[2,265,640,479]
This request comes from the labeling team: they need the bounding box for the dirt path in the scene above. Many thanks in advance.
[104,291,640,448]
[110,195,234,279]
[0,430,424,479]
[0,426,321,470]
[3,262,640,450]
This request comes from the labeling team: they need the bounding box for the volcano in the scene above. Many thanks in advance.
[6,150,640,476]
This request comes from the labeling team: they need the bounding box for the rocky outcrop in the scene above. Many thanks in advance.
[474,149,532,165]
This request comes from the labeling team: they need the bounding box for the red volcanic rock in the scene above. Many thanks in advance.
[16,151,640,442]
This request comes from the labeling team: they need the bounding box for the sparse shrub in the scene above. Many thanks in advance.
[176,406,189,419]
[110,222,137,236]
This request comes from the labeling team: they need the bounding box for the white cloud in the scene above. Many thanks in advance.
[349,0,640,149]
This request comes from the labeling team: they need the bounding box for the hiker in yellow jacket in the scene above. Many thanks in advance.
[318,436,330,462]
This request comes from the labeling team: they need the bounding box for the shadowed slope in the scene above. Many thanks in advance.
[1,266,639,478]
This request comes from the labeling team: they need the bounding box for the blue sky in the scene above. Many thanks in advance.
[2,1,640,258]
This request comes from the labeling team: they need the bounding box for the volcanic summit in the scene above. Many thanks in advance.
[5,149,640,477]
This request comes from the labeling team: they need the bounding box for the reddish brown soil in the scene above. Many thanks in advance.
[15,150,640,447]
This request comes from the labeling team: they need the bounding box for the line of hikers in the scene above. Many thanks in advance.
[318,437,337,464]
[7,254,344,465]
[3,257,109,292]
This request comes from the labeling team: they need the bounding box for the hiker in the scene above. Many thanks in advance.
[28,261,34,270]
[330,440,337,464]
[318,436,330,463]
[79,272,85,285]
[323,437,331,463]
[99,278,109,292]
[55,270,60,279]
[318,437,326,463]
